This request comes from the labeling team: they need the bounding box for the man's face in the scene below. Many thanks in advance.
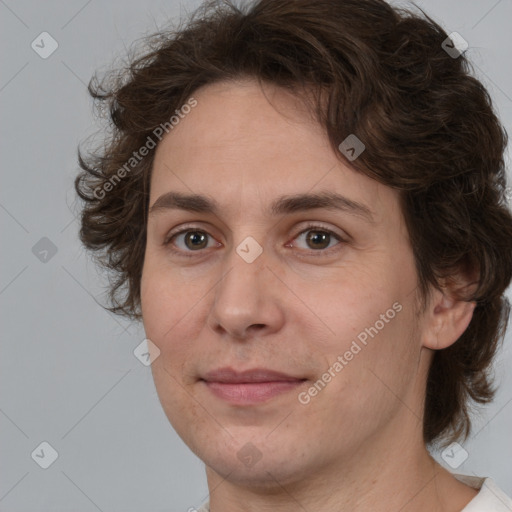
[141,79,427,486]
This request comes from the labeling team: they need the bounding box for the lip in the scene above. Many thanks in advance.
[201,367,306,405]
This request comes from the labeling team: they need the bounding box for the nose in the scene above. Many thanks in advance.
[206,239,285,341]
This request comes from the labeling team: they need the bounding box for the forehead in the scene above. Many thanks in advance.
[150,79,397,220]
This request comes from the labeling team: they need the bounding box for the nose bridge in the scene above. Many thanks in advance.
[216,236,266,310]
[208,233,280,338]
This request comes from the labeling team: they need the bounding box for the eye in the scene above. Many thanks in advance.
[290,225,344,253]
[163,224,346,258]
[164,228,220,254]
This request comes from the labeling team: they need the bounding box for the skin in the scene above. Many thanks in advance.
[141,79,478,511]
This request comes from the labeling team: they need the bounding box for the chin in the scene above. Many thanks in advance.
[205,453,303,489]
[191,433,314,489]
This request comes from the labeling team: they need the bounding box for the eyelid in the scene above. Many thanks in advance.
[290,221,347,242]
[163,222,218,244]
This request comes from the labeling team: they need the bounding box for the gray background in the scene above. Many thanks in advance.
[1,0,511,510]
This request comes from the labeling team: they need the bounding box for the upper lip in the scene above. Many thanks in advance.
[202,367,305,383]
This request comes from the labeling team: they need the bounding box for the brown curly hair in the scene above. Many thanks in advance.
[75,0,512,445]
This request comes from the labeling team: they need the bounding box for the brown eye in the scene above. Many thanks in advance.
[305,230,332,250]
[183,231,208,250]
[166,229,217,253]
[292,227,342,252]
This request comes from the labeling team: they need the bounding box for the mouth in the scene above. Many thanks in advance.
[200,367,307,405]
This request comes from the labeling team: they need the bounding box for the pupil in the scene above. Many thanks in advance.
[307,231,329,249]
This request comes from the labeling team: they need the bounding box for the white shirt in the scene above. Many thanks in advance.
[196,474,512,511]
[456,474,512,511]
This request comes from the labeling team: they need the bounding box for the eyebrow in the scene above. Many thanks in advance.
[148,190,375,223]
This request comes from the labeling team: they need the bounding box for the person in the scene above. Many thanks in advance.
[74,0,512,510]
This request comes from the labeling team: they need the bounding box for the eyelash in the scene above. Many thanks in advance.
[163,223,347,259]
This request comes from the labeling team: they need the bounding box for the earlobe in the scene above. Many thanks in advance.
[422,290,476,350]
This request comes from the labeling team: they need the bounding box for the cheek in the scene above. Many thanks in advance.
[339,299,419,406]
[299,256,419,405]
[141,274,172,341]
[298,302,419,449]
[140,257,213,387]
[141,255,197,338]
[298,263,398,349]
[140,265,200,427]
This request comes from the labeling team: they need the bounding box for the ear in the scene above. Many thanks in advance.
[421,285,477,350]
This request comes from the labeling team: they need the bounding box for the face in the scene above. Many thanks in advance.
[141,79,427,488]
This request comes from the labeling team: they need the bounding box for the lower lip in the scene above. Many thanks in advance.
[203,380,304,405]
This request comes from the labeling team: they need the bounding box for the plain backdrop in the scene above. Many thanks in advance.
[1,0,511,510]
